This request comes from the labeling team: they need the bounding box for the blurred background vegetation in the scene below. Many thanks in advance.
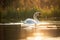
[0,0,60,23]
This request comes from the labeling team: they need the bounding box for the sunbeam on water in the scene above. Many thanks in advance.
[26,32,44,40]
[26,35,60,40]
[20,12,58,40]
[26,36,42,40]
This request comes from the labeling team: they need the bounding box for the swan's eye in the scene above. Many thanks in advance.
[39,13,41,15]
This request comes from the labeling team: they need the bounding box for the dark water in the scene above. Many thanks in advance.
[0,25,60,40]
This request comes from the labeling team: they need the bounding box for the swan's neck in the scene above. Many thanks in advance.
[33,14,40,22]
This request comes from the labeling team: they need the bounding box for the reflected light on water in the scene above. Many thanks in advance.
[38,22,50,24]
[26,36,43,40]
[34,36,42,40]
[26,32,43,40]
[33,32,44,36]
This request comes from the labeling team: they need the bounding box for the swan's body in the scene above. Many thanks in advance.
[24,18,38,24]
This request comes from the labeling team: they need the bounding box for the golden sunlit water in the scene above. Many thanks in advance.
[26,36,42,40]
[26,35,60,40]
[26,32,43,40]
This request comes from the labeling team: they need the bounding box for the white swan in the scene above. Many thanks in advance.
[20,12,41,29]
[21,12,57,30]
[24,12,41,24]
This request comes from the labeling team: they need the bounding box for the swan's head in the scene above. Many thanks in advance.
[34,12,41,16]
[33,12,41,21]
[33,12,41,17]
